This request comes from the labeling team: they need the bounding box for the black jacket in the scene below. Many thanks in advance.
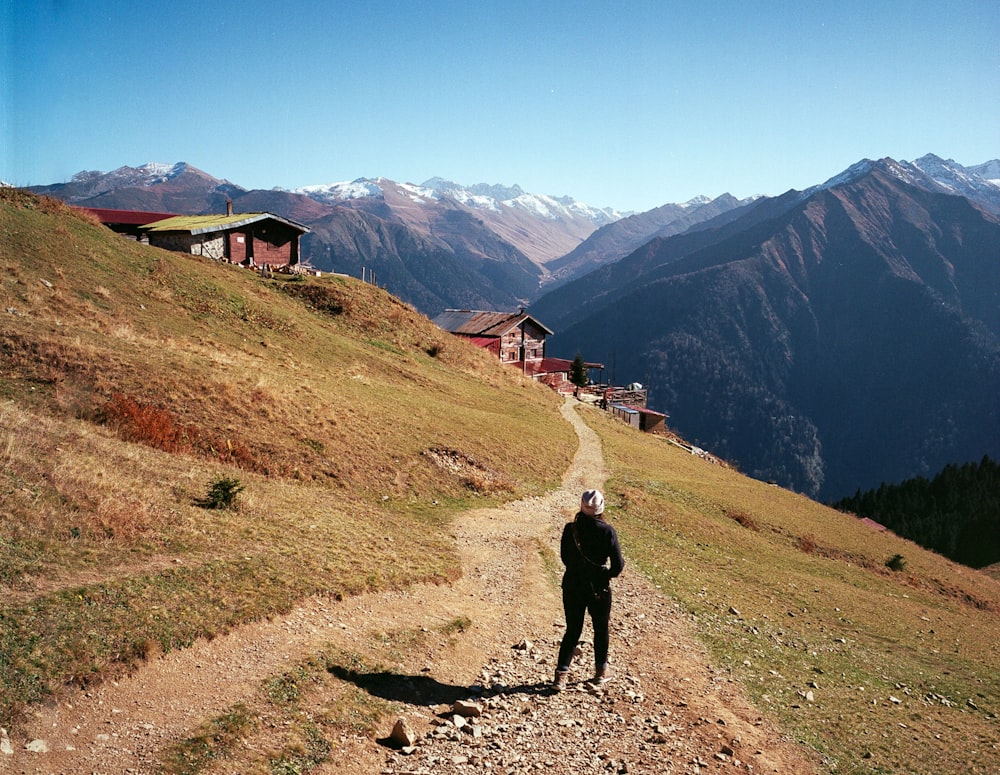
[560,512,625,591]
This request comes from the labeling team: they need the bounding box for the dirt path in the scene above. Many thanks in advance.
[6,399,817,774]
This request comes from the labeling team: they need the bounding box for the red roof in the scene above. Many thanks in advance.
[515,357,574,376]
[78,207,179,226]
[466,336,499,350]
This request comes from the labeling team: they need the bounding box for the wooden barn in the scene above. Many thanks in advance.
[433,309,553,365]
[139,210,309,268]
[609,404,668,433]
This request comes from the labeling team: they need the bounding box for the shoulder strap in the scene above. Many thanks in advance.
[572,518,605,568]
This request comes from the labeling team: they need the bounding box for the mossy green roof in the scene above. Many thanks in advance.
[141,213,308,235]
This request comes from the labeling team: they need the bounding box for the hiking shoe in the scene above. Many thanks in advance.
[591,666,611,686]
[552,669,570,692]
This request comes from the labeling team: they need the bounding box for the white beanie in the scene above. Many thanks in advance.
[580,489,605,517]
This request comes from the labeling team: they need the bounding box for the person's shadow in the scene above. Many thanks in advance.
[328,665,552,705]
[327,665,553,748]
[328,665,469,706]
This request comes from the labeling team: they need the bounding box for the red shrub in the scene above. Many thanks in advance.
[99,393,191,453]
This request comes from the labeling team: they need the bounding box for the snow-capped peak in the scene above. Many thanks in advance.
[423,178,622,225]
[70,161,189,188]
[139,162,185,180]
[396,181,441,204]
[969,159,1000,185]
[816,158,879,190]
[906,153,1000,198]
[294,178,386,202]
[679,195,712,209]
[810,154,1000,215]
[294,175,623,225]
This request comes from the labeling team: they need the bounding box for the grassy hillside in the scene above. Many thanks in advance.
[2,190,997,774]
[0,189,574,727]
[585,408,1000,774]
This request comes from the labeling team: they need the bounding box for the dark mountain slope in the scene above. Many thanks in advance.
[531,189,809,332]
[303,207,535,314]
[229,188,337,224]
[535,166,1000,499]
[236,189,543,314]
[543,193,750,289]
[831,455,1000,568]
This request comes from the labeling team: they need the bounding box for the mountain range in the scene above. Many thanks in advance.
[27,154,1000,501]
[27,164,603,313]
[531,155,1000,500]
[29,164,743,315]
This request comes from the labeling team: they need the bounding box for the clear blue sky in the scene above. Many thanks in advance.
[3,0,998,212]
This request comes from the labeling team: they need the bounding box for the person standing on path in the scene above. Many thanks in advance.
[554,489,625,691]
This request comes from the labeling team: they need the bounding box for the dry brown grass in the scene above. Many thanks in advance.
[0,190,574,729]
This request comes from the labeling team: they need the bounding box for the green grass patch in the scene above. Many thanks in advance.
[441,615,472,636]
[161,703,257,775]
[268,723,332,775]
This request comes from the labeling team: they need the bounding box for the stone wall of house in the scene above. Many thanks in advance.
[149,233,225,259]
[195,235,226,259]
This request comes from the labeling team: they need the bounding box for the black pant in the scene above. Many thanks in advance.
[556,581,612,671]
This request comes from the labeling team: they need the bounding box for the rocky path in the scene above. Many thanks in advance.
[6,400,816,774]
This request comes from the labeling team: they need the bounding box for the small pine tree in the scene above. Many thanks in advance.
[196,476,245,510]
[569,353,589,387]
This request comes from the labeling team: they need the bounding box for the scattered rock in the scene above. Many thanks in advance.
[25,739,49,753]
[452,699,483,718]
[388,717,417,749]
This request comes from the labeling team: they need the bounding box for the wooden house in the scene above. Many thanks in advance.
[433,308,606,391]
[139,210,309,268]
[433,309,553,365]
